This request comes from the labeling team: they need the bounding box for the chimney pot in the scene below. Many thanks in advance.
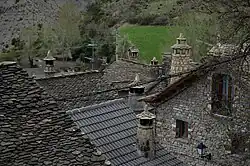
[136,104,156,159]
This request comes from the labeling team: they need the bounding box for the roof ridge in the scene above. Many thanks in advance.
[0,61,17,66]
[119,58,153,67]
[67,98,126,114]
[35,70,101,80]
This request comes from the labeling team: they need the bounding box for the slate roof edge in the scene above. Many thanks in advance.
[35,70,101,80]
[119,58,161,67]
[139,66,207,104]
[66,98,126,115]
[140,55,245,104]
[0,61,17,66]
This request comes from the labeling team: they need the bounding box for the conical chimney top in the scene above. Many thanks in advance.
[44,50,55,61]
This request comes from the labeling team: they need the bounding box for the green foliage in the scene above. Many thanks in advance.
[119,25,181,62]
[55,2,81,48]
[100,0,183,26]
[0,37,24,62]
[7,2,83,65]
[117,34,132,58]
[174,12,217,61]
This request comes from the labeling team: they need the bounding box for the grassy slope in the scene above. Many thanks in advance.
[119,25,181,63]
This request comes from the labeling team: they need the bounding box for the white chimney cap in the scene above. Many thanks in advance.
[136,104,156,119]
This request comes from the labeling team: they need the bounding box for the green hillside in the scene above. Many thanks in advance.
[119,25,181,63]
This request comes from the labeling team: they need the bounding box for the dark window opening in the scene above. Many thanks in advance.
[140,119,153,126]
[176,49,180,54]
[212,74,233,116]
[46,60,54,66]
[181,49,186,54]
[176,119,188,138]
[118,90,129,97]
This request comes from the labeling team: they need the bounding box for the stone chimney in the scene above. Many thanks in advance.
[149,57,161,78]
[170,33,192,84]
[162,52,172,85]
[162,52,172,76]
[43,50,56,77]
[128,46,139,60]
[150,57,158,65]
[136,104,156,159]
[128,74,145,113]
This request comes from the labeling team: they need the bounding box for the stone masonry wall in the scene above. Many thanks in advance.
[155,61,250,166]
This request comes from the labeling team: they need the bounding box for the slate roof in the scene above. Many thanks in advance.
[66,98,186,166]
[23,60,80,79]
[0,62,106,166]
[103,59,154,84]
[36,70,118,110]
[36,59,166,110]
[208,43,237,56]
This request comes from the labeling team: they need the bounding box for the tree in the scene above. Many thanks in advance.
[19,26,39,67]
[173,11,218,61]
[79,20,116,63]
[185,0,250,48]
[0,37,25,62]
[55,2,81,49]
[117,34,132,59]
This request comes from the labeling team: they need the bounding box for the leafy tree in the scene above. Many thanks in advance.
[19,26,39,67]
[55,2,81,49]
[174,12,217,61]
[184,0,250,47]
[117,34,132,59]
[0,37,25,62]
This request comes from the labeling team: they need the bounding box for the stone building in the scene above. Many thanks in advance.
[0,60,178,165]
[127,46,139,60]
[67,98,186,166]
[141,47,250,165]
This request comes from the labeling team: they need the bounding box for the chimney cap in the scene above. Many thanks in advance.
[128,74,140,86]
[44,50,56,61]
[163,52,172,55]
[0,61,17,66]
[136,104,156,119]
[177,33,186,40]
[105,160,112,165]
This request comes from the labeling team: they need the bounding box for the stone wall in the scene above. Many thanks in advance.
[155,60,250,166]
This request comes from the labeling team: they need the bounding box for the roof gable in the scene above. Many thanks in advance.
[67,99,185,166]
[0,62,106,165]
[103,59,154,84]
[141,55,248,105]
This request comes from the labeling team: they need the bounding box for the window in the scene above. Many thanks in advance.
[140,119,153,126]
[181,49,186,54]
[176,119,188,138]
[212,74,233,116]
[176,49,180,54]
[118,89,129,97]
